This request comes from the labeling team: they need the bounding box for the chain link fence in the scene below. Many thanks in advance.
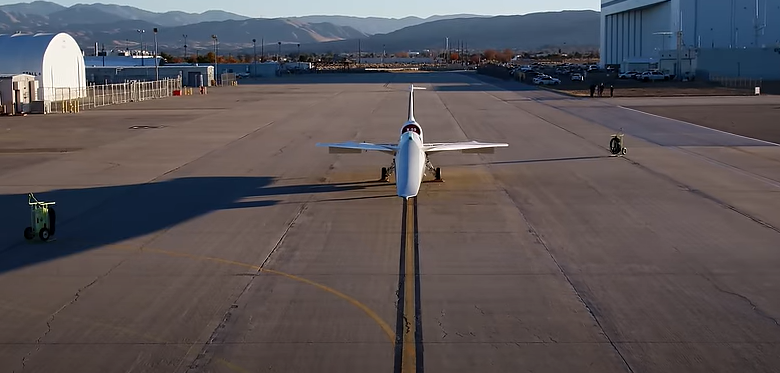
[47,77,184,113]
[709,74,763,91]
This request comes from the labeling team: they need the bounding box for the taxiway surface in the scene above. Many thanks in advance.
[1,71,779,373]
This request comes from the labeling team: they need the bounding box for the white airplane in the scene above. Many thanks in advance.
[316,84,508,199]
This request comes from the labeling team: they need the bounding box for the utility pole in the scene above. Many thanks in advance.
[212,35,218,85]
[297,43,301,61]
[183,34,188,59]
[676,29,683,80]
[445,37,449,63]
[137,29,145,66]
[153,28,158,81]
[252,38,257,76]
[277,41,281,62]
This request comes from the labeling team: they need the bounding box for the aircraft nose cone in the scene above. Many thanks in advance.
[395,134,424,199]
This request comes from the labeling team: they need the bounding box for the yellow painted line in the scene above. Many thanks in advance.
[402,198,417,373]
[262,267,396,343]
[108,244,396,344]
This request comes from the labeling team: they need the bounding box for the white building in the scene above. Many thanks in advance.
[601,0,780,67]
[0,32,87,101]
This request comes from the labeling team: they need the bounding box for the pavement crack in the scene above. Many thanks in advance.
[495,186,636,373]
[474,305,485,315]
[19,256,129,371]
[437,310,448,340]
[701,275,780,328]
[185,202,309,373]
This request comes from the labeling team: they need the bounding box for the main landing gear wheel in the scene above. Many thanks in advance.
[381,167,389,182]
[434,167,443,182]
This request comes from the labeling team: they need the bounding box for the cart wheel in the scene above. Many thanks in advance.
[24,227,34,240]
[39,228,50,241]
[622,147,628,155]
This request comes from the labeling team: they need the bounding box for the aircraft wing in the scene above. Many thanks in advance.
[424,141,509,154]
[316,142,397,154]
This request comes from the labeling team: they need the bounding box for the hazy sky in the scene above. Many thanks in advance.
[3,0,600,18]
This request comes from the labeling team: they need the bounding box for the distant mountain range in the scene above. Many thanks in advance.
[0,1,248,26]
[298,10,601,54]
[0,1,600,53]
[288,14,490,35]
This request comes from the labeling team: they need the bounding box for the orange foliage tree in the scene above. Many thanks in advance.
[449,52,459,61]
[483,49,497,61]
[470,54,481,64]
[395,51,409,58]
[496,49,514,63]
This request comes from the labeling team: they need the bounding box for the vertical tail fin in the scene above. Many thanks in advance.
[407,84,426,122]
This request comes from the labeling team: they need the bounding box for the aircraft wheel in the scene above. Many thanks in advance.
[381,167,388,181]
[435,167,442,181]
[622,147,628,155]
[24,227,34,240]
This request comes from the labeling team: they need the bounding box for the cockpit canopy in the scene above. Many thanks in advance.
[401,123,421,135]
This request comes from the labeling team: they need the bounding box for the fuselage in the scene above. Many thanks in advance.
[395,122,425,199]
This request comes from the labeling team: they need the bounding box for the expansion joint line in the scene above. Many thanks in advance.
[393,198,424,373]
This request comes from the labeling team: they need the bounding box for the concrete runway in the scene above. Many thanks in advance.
[1,71,780,373]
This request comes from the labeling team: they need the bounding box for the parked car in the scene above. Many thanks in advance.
[636,71,667,81]
[571,73,584,81]
[618,71,639,79]
[533,76,561,85]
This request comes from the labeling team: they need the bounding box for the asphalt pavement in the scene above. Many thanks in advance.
[0,71,779,373]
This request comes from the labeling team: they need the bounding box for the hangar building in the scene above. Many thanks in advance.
[0,32,87,102]
[601,0,780,67]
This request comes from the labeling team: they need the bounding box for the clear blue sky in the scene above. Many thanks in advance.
[5,0,600,18]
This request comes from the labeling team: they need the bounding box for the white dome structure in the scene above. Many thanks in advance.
[0,32,86,102]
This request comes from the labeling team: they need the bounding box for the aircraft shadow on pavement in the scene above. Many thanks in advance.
[0,176,389,275]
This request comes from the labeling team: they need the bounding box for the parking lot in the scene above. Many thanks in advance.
[508,63,756,97]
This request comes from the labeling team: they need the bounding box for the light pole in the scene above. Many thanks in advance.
[183,34,188,59]
[277,41,281,62]
[212,35,218,85]
[297,43,300,61]
[252,38,257,76]
[382,44,385,64]
[153,27,158,81]
[261,37,264,61]
[137,29,145,66]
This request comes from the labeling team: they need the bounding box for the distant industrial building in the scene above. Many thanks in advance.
[86,66,214,87]
[601,0,780,79]
[84,51,160,67]
[0,32,87,101]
